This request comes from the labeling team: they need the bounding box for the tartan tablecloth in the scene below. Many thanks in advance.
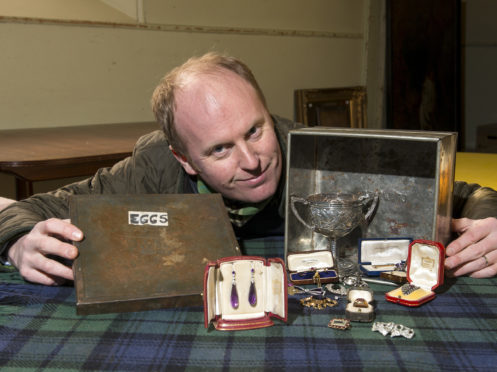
[1,237,497,371]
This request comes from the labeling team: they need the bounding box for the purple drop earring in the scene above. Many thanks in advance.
[230,266,239,309]
[248,263,257,306]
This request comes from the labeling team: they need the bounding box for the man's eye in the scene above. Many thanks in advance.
[212,145,228,156]
[248,126,262,138]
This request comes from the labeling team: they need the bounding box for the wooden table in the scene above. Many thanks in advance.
[0,122,159,200]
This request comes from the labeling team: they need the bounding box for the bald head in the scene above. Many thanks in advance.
[151,52,267,156]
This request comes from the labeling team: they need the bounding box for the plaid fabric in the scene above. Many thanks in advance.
[1,239,497,371]
[239,236,285,258]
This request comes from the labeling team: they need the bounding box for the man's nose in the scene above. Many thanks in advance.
[238,143,259,170]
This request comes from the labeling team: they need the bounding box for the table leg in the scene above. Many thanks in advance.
[15,177,33,200]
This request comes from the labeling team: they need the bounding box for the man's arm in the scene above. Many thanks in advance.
[445,181,497,278]
[0,188,91,284]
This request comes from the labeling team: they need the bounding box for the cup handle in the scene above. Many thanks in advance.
[364,193,379,223]
[290,195,314,230]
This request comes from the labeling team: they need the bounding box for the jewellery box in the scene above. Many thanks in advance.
[286,250,338,285]
[359,238,411,276]
[380,270,408,285]
[203,256,287,331]
[345,287,375,322]
[385,239,444,307]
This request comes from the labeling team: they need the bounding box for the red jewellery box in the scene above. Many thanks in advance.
[204,256,288,331]
[385,239,445,307]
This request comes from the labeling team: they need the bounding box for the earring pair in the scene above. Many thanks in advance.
[230,264,257,309]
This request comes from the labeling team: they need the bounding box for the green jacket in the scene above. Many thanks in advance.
[0,116,496,255]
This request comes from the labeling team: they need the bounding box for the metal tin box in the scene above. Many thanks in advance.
[71,194,240,315]
[285,128,457,257]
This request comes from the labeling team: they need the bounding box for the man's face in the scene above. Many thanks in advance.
[172,71,282,204]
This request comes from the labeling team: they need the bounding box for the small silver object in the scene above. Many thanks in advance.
[402,326,415,339]
[325,283,348,296]
[372,322,395,336]
[362,278,398,287]
[342,275,368,287]
[400,283,420,295]
[293,285,325,297]
[390,324,414,339]
[395,262,407,272]
[343,276,357,286]
[390,324,404,337]
[372,322,414,339]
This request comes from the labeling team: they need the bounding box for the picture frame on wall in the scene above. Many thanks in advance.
[294,86,367,128]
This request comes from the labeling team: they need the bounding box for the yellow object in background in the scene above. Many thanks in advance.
[455,152,497,190]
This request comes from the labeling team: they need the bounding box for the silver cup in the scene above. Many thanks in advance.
[291,192,379,276]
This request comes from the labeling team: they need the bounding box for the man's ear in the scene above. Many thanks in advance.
[169,145,198,175]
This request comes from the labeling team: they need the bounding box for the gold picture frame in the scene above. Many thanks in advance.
[294,86,367,128]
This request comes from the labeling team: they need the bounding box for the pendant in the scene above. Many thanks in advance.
[249,267,257,306]
[230,270,239,309]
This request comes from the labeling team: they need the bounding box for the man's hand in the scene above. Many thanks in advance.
[445,217,497,278]
[7,218,83,285]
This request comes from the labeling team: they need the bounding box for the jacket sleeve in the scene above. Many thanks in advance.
[452,181,497,219]
[0,130,182,253]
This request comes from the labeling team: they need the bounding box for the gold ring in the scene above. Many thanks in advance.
[482,255,489,266]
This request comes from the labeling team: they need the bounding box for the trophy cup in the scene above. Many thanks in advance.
[290,192,379,276]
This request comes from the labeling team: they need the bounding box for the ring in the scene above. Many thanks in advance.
[482,255,489,266]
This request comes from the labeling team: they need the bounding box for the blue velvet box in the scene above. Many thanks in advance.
[287,250,338,285]
[358,238,412,276]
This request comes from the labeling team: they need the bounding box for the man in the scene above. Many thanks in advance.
[1,52,496,285]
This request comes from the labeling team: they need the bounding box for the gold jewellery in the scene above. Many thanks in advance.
[300,296,338,310]
[353,298,369,308]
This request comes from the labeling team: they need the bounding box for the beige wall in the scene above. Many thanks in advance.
[0,0,371,198]
[0,0,367,129]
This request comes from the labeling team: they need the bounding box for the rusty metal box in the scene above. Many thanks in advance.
[70,194,240,315]
[285,128,457,257]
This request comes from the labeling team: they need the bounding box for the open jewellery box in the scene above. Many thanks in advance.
[345,286,375,322]
[203,256,287,331]
[385,239,444,307]
[287,250,338,285]
[359,238,412,283]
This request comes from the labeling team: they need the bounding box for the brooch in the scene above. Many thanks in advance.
[400,283,420,296]
[328,318,351,330]
[342,275,369,288]
[325,283,348,296]
[300,296,338,310]
[372,322,414,339]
